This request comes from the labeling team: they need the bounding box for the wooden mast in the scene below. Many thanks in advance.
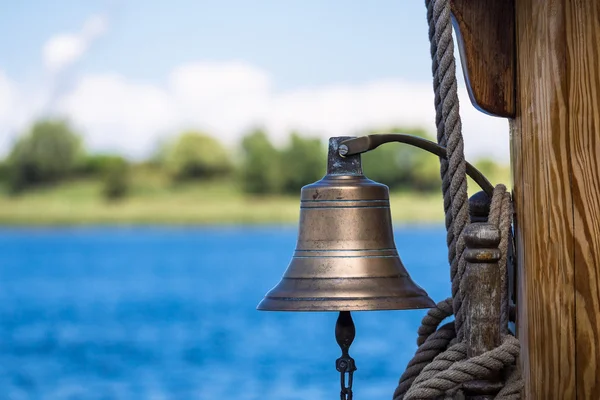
[451,0,600,398]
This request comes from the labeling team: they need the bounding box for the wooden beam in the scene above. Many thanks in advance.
[512,0,600,398]
[452,0,600,397]
[565,2,600,398]
[450,0,515,117]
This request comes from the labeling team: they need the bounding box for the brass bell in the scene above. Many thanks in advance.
[257,136,435,312]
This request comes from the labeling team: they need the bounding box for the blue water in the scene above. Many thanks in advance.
[0,226,451,400]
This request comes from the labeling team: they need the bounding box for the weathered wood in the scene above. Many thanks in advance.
[462,223,503,399]
[450,0,515,117]
[512,0,600,398]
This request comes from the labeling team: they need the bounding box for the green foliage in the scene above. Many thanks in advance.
[473,157,511,186]
[101,156,130,201]
[7,119,82,192]
[78,154,125,176]
[2,119,511,207]
[410,152,441,192]
[163,131,232,181]
[0,160,7,182]
[473,158,497,177]
[239,129,282,194]
[280,133,326,194]
[361,127,441,192]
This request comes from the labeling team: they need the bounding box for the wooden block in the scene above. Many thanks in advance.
[450,0,515,117]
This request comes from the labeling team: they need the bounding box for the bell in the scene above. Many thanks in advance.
[258,136,435,312]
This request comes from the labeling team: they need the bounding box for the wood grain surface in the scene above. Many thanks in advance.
[512,0,600,398]
[450,0,515,117]
[567,1,600,398]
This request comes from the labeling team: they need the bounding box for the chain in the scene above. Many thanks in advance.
[335,311,357,400]
[336,353,356,400]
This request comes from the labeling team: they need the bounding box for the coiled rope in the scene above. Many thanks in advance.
[393,1,523,398]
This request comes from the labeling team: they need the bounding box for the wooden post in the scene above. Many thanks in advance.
[451,1,600,398]
[462,222,503,399]
[512,1,600,398]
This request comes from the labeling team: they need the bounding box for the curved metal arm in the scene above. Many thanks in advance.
[339,134,494,196]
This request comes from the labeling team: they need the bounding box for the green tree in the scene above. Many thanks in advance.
[239,129,282,194]
[100,156,130,201]
[410,151,441,192]
[7,119,82,192]
[280,133,326,194]
[0,160,8,185]
[77,154,125,176]
[163,131,232,181]
[473,158,511,186]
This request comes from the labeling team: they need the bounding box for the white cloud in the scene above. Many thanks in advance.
[43,14,108,74]
[167,62,272,141]
[58,74,178,157]
[59,61,509,161]
[0,61,510,162]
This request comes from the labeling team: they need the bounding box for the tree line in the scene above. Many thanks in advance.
[0,118,505,201]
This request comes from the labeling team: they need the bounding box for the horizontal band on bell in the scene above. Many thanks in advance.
[282,275,404,280]
[300,199,389,209]
[292,255,399,259]
[282,256,410,278]
[294,248,397,252]
[293,248,398,258]
[257,293,435,312]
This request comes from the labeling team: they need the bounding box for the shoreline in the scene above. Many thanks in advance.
[0,182,448,226]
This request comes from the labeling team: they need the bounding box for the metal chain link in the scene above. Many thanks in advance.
[336,354,356,400]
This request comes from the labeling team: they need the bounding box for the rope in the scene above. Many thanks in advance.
[429,0,470,342]
[404,336,521,400]
[417,298,453,346]
[488,185,512,333]
[396,322,456,396]
[393,0,523,398]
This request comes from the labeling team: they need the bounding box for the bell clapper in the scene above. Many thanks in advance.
[335,311,357,400]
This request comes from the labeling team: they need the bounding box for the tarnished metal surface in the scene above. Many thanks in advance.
[257,137,435,312]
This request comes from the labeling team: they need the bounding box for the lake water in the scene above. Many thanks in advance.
[0,226,452,400]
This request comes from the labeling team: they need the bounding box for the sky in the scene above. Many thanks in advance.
[0,0,510,161]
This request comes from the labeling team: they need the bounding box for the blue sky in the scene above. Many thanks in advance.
[0,1,509,160]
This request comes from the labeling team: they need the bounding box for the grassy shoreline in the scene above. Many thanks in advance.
[0,179,448,226]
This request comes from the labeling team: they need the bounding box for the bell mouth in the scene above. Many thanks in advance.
[257,293,436,312]
[257,250,436,312]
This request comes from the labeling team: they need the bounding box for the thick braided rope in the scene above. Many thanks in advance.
[427,0,470,341]
[403,336,521,400]
[488,185,512,332]
[497,364,524,399]
[395,300,454,399]
[417,298,453,346]
[394,322,456,397]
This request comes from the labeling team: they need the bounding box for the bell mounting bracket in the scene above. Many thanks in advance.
[339,134,494,196]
